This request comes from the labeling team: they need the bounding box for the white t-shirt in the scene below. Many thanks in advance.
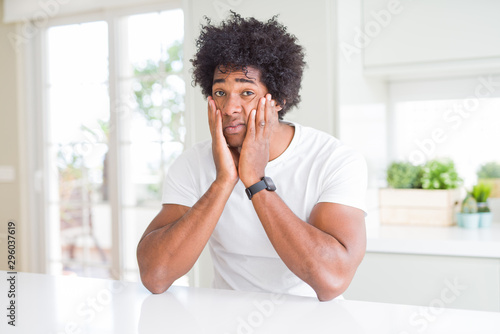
[162,122,367,298]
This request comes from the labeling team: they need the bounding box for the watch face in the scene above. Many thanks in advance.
[263,177,276,191]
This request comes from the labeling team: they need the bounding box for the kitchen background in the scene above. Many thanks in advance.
[1,0,499,312]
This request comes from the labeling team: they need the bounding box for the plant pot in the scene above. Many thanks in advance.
[457,213,480,229]
[477,202,489,212]
[479,212,493,228]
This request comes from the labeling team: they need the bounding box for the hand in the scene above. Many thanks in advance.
[207,96,239,187]
[239,94,278,187]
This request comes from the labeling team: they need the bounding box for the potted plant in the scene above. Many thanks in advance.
[477,162,500,198]
[421,159,462,190]
[471,182,493,228]
[380,158,462,226]
[457,194,480,229]
[386,161,423,189]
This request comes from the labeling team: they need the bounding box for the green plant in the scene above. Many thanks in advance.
[461,194,478,213]
[477,162,500,179]
[472,182,492,203]
[421,159,462,190]
[386,162,423,189]
[472,182,492,212]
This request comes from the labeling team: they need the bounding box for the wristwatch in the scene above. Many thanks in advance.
[245,177,276,200]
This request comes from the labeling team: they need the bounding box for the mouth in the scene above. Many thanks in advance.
[223,123,246,135]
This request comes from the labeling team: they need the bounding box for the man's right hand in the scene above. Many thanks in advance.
[208,96,239,187]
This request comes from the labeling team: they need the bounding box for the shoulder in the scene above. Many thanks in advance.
[176,139,212,162]
[292,122,364,164]
[167,139,213,175]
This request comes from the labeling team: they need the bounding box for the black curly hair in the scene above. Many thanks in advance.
[190,12,306,119]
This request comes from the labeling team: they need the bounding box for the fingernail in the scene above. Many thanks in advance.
[267,94,271,101]
[261,98,265,105]
[271,100,275,106]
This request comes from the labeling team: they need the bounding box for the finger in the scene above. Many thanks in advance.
[245,109,257,141]
[256,97,266,134]
[264,94,274,136]
[214,108,225,143]
[208,97,217,137]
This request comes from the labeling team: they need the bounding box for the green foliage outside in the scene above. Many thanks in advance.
[56,40,184,202]
[132,40,184,200]
[133,40,184,145]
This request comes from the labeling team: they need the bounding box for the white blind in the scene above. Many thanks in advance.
[3,0,173,23]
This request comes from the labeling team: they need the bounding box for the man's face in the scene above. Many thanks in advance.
[212,65,269,148]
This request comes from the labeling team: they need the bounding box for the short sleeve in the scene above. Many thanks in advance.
[317,149,368,215]
[161,150,200,208]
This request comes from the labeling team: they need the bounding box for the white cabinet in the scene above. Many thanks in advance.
[361,0,500,78]
[344,252,500,312]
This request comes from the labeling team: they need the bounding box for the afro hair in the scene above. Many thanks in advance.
[190,12,306,119]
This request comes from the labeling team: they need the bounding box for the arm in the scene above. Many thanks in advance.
[239,94,366,301]
[251,193,366,301]
[137,97,238,293]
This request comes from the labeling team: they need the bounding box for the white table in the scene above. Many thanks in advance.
[1,271,499,333]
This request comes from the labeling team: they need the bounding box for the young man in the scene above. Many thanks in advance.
[137,13,367,301]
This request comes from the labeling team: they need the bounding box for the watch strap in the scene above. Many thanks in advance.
[245,179,268,200]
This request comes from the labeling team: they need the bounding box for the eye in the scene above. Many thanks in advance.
[214,90,225,97]
[242,91,254,97]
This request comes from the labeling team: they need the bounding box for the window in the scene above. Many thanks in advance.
[388,77,500,188]
[43,7,185,283]
[391,98,500,186]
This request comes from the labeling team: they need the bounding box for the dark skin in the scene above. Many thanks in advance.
[137,66,366,301]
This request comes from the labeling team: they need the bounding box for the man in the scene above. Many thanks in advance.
[137,13,367,301]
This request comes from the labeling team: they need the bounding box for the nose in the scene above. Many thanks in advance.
[221,94,242,116]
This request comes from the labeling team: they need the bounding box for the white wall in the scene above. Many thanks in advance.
[337,0,389,226]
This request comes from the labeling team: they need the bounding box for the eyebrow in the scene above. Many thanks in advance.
[212,78,257,85]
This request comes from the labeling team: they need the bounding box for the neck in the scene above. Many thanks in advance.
[269,122,295,161]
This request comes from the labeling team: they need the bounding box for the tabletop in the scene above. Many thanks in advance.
[1,271,499,333]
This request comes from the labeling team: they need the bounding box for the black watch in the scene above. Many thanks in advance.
[245,177,276,200]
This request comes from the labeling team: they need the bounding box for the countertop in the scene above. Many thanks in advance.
[366,223,500,258]
[1,271,499,333]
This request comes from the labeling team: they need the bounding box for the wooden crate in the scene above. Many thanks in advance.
[379,189,462,226]
[479,178,500,198]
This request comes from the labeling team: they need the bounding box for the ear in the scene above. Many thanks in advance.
[275,99,286,112]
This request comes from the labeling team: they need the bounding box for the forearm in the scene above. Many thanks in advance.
[137,180,234,293]
[251,191,359,301]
